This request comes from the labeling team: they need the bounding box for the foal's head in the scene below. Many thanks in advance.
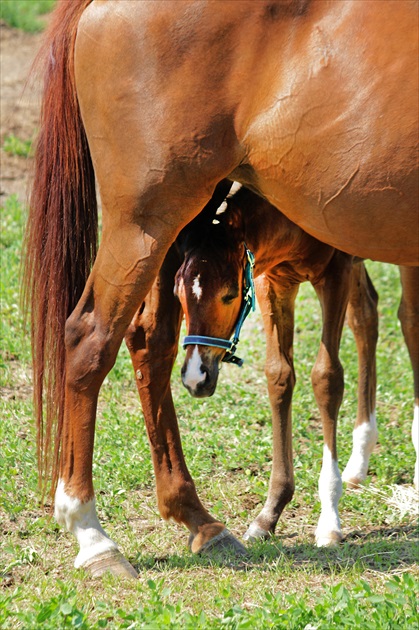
[175,187,249,397]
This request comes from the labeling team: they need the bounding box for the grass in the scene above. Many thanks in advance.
[1,193,418,628]
[2,135,33,158]
[1,574,417,629]
[2,1,417,626]
[0,0,55,33]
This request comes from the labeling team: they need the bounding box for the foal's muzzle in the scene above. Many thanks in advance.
[181,348,220,398]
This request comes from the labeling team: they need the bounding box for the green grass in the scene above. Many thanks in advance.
[2,134,33,158]
[1,195,418,627]
[1,574,417,629]
[0,0,56,32]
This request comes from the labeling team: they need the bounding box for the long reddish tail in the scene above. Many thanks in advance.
[23,0,96,499]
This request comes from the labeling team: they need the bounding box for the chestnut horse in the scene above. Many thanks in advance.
[174,182,419,547]
[24,0,418,577]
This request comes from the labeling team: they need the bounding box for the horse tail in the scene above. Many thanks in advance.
[22,0,96,500]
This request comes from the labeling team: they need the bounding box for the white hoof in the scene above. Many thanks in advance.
[243,522,270,542]
[80,548,138,578]
[315,530,343,547]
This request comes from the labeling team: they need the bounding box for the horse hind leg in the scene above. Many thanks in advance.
[67,3,246,570]
[398,266,419,490]
[342,263,379,487]
[55,220,183,578]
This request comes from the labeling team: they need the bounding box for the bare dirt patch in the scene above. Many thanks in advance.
[1,23,42,202]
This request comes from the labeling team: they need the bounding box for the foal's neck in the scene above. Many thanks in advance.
[230,187,336,281]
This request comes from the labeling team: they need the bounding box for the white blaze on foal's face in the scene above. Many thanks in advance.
[192,275,202,301]
[183,346,206,391]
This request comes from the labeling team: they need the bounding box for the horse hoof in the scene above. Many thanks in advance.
[199,529,248,557]
[342,466,365,488]
[243,523,270,542]
[343,475,362,489]
[190,526,248,558]
[315,530,343,548]
[81,549,138,578]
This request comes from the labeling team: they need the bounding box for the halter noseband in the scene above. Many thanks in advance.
[182,244,256,367]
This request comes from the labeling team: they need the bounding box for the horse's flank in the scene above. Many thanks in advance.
[77,0,418,262]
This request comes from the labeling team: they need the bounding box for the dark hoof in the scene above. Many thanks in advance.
[197,529,248,557]
[189,527,249,566]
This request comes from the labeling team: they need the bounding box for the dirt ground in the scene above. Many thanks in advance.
[0,23,43,203]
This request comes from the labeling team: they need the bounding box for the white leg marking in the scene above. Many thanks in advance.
[183,346,206,392]
[192,275,202,301]
[342,412,378,485]
[413,405,418,490]
[315,445,343,547]
[54,480,118,568]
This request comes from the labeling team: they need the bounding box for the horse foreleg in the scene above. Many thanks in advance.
[311,252,353,546]
[342,263,379,487]
[55,222,180,578]
[244,275,298,541]
[398,266,419,490]
[125,246,240,554]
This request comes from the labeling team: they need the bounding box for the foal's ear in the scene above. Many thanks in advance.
[178,179,233,251]
[220,200,245,238]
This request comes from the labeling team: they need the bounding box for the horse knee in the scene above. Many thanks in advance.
[347,301,379,342]
[65,313,116,390]
[126,322,178,359]
[311,358,344,400]
[124,316,146,354]
[264,359,295,399]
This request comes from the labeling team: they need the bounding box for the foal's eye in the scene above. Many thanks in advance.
[221,293,238,305]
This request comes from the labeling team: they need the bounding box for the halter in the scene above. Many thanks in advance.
[183,244,256,367]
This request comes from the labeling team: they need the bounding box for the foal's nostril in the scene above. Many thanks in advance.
[200,365,210,382]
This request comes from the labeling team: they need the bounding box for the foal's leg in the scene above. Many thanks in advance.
[125,246,245,554]
[342,263,379,486]
[398,266,419,489]
[244,275,298,541]
[311,252,353,546]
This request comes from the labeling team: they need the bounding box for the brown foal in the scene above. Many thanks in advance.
[177,184,370,548]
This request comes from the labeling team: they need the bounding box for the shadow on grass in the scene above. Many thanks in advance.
[131,523,419,575]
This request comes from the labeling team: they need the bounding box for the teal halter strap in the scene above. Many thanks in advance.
[183,244,256,367]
